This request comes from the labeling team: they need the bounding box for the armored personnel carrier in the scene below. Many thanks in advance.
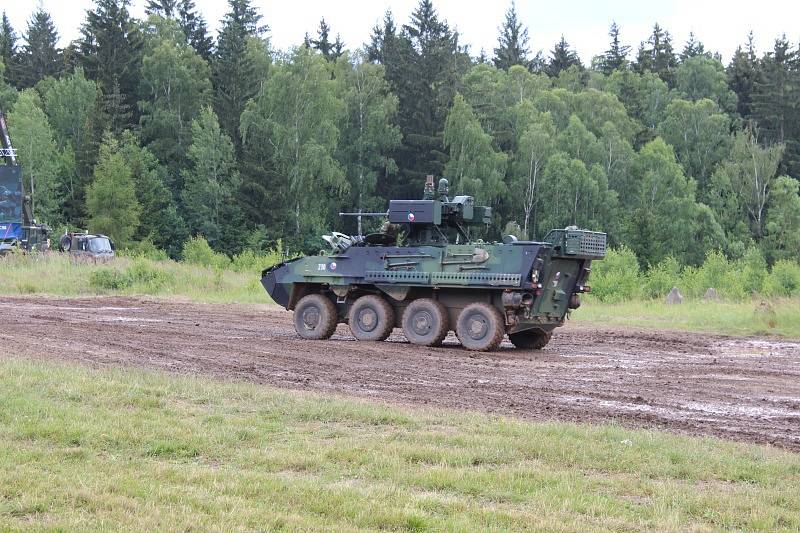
[262,176,605,351]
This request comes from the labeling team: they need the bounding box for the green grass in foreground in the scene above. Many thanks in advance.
[574,297,800,338]
[0,359,798,531]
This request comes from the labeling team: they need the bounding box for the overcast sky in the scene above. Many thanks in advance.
[4,0,799,64]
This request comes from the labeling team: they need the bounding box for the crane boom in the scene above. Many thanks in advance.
[0,111,17,165]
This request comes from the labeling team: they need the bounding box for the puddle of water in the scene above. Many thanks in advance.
[101,317,162,323]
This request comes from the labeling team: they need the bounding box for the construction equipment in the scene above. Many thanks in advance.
[262,175,605,351]
[0,110,50,254]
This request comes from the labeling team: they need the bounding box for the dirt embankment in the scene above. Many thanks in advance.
[1,296,798,449]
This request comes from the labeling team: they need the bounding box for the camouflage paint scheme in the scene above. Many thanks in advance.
[262,178,605,350]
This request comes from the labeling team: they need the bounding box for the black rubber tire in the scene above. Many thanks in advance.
[455,302,505,352]
[509,329,552,350]
[348,295,395,341]
[402,298,449,347]
[293,294,338,340]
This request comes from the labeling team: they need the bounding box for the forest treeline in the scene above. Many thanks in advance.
[0,0,799,267]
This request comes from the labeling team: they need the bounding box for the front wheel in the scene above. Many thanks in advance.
[293,294,338,340]
[455,302,505,352]
[509,329,552,350]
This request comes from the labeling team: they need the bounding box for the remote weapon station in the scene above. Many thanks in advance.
[262,175,606,351]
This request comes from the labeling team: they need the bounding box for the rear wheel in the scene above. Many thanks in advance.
[509,329,552,350]
[348,295,395,341]
[402,298,449,346]
[456,302,505,352]
[293,294,338,340]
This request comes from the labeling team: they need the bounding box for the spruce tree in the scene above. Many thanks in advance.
[395,0,462,191]
[727,32,758,118]
[751,36,800,175]
[680,32,707,61]
[144,0,178,17]
[212,0,266,150]
[547,36,582,77]
[77,0,143,126]
[310,18,343,61]
[366,10,397,64]
[0,12,18,86]
[598,22,630,74]
[178,0,213,61]
[635,23,678,87]
[17,8,61,88]
[751,36,795,143]
[493,2,537,71]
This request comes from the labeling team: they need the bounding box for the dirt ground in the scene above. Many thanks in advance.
[2,295,799,450]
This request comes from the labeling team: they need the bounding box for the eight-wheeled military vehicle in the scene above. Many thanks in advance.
[262,175,606,351]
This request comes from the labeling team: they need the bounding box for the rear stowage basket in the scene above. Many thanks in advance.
[544,228,606,259]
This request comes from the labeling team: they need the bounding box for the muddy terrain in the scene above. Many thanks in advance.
[1,296,798,449]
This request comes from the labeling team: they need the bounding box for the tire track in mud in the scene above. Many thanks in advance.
[2,296,799,450]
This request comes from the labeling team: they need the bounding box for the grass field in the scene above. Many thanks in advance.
[2,253,799,338]
[0,358,798,531]
[573,297,800,338]
[0,252,269,304]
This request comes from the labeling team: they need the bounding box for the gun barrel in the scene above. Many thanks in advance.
[338,212,388,217]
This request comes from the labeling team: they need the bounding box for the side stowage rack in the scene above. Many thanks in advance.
[544,228,607,259]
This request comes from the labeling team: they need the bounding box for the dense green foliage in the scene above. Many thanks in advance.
[591,246,800,302]
[1,0,799,268]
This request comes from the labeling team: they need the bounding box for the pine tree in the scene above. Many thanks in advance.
[635,23,678,87]
[144,0,178,17]
[212,0,266,150]
[0,12,18,85]
[547,36,582,77]
[77,0,143,127]
[727,32,758,118]
[16,8,61,88]
[751,36,800,176]
[366,10,397,63]
[752,36,795,144]
[680,32,707,61]
[493,1,537,71]
[392,0,463,192]
[311,18,332,57]
[598,22,630,74]
[178,0,213,61]
[310,18,343,61]
[100,78,132,138]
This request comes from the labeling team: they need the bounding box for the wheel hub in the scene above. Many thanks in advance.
[467,314,488,339]
[302,307,320,330]
[357,307,378,332]
[412,310,433,335]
